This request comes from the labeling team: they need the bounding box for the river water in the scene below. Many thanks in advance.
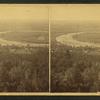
[56,32,100,48]
[0,31,48,47]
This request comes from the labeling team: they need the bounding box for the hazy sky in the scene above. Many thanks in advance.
[50,4,100,22]
[0,5,48,22]
[0,5,100,22]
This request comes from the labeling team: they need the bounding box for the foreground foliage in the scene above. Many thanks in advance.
[51,44,100,92]
[0,45,49,92]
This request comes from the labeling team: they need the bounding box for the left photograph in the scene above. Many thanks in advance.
[0,5,49,92]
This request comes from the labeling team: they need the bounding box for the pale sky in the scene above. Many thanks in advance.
[0,5,48,22]
[50,4,100,22]
[0,5,100,22]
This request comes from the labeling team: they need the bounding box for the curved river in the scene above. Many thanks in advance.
[56,32,100,48]
[0,31,48,47]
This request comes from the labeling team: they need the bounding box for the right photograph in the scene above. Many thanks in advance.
[51,4,100,92]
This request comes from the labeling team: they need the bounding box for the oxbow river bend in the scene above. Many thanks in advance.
[0,31,48,47]
[56,32,100,48]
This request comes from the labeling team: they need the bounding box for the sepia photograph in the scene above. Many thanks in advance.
[51,5,100,92]
[0,5,49,92]
[0,4,100,95]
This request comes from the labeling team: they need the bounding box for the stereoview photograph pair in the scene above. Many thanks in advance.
[0,4,99,95]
